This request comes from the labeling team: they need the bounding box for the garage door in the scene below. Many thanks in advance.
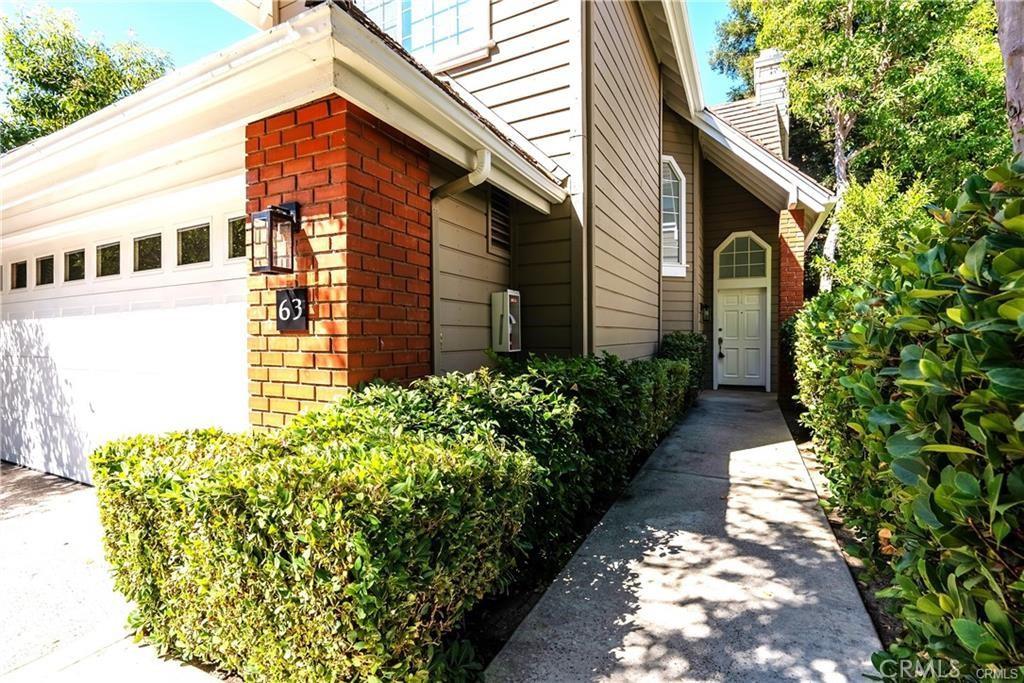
[1,196,249,483]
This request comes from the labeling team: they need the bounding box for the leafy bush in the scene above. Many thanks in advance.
[658,331,707,399]
[91,425,536,681]
[795,158,1024,675]
[502,354,692,499]
[285,370,585,575]
[92,352,698,681]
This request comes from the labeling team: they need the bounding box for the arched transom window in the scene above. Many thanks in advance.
[719,235,766,279]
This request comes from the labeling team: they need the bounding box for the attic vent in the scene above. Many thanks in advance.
[489,188,512,256]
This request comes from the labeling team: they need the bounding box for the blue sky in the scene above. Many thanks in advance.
[2,0,739,104]
[689,1,741,105]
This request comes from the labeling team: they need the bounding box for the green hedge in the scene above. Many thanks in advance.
[92,354,695,681]
[658,331,707,399]
[92,425,534,681]
[795,159,1024,675]
[498,353,692,498]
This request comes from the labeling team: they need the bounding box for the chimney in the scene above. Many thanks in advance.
[753,48,790,157]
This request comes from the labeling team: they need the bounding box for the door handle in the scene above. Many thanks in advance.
[717,336,725,359]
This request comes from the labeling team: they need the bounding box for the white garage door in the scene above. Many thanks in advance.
[1,183,249,483]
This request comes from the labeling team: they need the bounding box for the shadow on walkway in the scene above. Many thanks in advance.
[487,390,880,682]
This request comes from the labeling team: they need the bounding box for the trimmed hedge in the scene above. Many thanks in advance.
[658,330,707,399]
[92,426,534,681]
[498,354,692,498]
[795,159,1024,675]
[92,354,695,680]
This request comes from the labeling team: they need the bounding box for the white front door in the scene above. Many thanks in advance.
[716,287,765,386]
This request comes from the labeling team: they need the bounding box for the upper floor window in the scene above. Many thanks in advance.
[661,156,686,277]
[353,0,491,70]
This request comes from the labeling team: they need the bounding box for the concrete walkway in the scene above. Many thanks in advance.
[0,462,218,682]
[487,390,881,682]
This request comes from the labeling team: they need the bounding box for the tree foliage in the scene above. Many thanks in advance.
[816,170,932,289]
[710,0,760,101]
[1,6,170,152]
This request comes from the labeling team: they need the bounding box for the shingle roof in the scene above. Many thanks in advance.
[709,99,784,159]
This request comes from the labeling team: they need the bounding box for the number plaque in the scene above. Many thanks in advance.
[275,288,309,332]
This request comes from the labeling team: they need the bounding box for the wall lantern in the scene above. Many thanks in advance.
[251,202,299,273]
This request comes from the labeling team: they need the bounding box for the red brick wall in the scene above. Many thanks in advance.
[778,208,804,400]
[778,208,804,323]
[245,96,432,428]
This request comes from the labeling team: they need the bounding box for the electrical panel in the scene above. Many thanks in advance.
[491,289,521,353]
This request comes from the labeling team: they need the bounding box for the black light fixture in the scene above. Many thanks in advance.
[251,202,299,273]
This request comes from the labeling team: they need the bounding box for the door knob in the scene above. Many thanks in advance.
[717,336,725,359]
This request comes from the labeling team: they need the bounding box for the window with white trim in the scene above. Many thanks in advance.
[352,0,491,70]
[661,156,686,276]
[719,235,766,279]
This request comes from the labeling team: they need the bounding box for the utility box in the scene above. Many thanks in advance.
[491,289,521,353]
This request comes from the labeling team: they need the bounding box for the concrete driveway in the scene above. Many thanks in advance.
[487,391,881,682]
[0,462,217,682]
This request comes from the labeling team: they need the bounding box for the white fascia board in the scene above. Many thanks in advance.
[662,0,704,115]
[3,3,566,236]
[327,5,566,212]
[694,109,834,213]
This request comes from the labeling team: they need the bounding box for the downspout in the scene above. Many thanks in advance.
[431,149,492,199]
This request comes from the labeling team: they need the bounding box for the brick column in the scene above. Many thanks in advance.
[778,208,804,323]
[245,96,432,429]
[778,208,804,400]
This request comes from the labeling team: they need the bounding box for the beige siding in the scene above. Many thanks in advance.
[589,0,661,359]
[661,107,699,334]
[447,0,575,168]
[432,180,510,373]
[701,161,780,390]
[514,198,574,356]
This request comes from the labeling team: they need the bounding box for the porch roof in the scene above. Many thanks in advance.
[643,0,836,241]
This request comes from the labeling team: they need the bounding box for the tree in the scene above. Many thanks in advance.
[710,0,760,101]
[996,0,1024,153]
[1,6,170,152]
[754,0,1010,290]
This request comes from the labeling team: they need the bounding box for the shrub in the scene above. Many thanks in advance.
[92,354,697,680]
[503,354,691,499]
[658,331,707,398]
[91,425,536,681]
[795,159,1024,675]
[285,370,585,575]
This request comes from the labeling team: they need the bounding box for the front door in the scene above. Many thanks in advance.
[717,287,765,386]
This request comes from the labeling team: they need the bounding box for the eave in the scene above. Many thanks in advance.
[1,4,566,240]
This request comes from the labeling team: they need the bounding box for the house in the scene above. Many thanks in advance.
[0,0,834,483]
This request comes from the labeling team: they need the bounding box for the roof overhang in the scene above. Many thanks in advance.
[696,109,834,233]
[1,3,567,239]
[660,0,704,116]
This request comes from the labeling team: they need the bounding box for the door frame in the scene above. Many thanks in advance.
[712,230,771,392]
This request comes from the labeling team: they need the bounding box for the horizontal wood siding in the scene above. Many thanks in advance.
[448,0,574,168]
[433,179,510,373]
[661,108,698,333]
[702,161,780,390]
[514,198,574,356]
[590,0,661,359]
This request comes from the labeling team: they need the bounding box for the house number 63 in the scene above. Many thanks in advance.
[275,288,309,331]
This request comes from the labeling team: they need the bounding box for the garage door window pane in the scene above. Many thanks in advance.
[178,224,210,266]
[65,250,85,281]
[36,256,54,285]
[97,242,120,277]
[11,261,26,289]
[228,217,247,259]
[134,234,162,272]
